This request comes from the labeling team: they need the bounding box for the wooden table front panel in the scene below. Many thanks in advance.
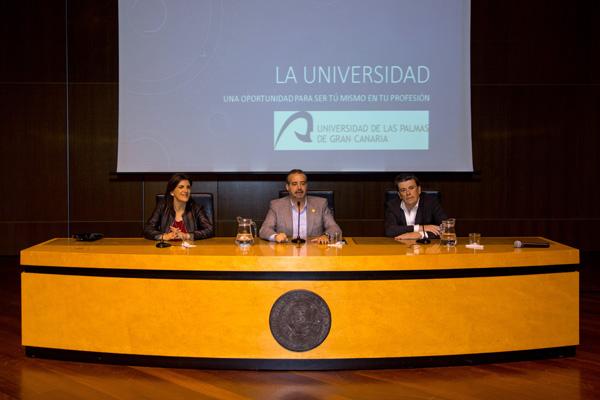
[22,271,578,359]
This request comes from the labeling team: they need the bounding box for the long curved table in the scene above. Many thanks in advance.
[20,237,579,370]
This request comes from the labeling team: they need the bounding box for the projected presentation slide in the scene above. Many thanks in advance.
[117,0,472,172]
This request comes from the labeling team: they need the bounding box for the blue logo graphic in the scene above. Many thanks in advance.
[274,111,313,146]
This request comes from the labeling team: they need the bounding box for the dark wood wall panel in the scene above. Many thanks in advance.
[68,84,142,224]
[0,1,66,82]
[471,1,600,84]
[0,1,68,254]
[0,84,68,253]
[67,1,118,83]
[64,0,135,238]
[217,181,281,236]
[0,85,67,220]
[2,1,599,255]
[69,221,143,239]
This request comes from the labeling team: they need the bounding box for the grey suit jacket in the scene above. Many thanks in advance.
[259,196,342,240]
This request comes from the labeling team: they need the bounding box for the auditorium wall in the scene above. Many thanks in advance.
[1,1,598,255]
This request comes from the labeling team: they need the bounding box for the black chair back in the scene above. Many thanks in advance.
[155,193,215,228]
[385,190,441,204]
[279,190,335,215]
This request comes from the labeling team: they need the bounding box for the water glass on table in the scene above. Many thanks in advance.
[328,232,341,244]
[468,233,481,246]
[182,232,194,247]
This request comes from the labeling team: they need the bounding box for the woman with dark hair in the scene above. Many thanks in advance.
[144,173,214,242]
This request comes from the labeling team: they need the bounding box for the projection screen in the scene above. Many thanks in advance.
[117,0,472,172]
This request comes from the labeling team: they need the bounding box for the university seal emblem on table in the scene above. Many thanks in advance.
[269,289,332,352]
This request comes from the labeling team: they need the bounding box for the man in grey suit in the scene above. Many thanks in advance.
[259,169,342,244]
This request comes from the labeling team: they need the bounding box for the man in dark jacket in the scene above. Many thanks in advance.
[384,174,447,240]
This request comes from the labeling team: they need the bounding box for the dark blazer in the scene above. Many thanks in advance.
[259,196,342,240]
[144,199,214,241]
[384,193,447,238]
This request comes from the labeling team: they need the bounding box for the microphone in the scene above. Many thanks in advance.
[514,240,550,248]
[416,224,430,244]
[156,233,171,248]
[291,201,306,244]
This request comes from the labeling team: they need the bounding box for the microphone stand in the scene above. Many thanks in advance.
[416,224,430,244]
[291,201,306,244]
[156,233,171,248]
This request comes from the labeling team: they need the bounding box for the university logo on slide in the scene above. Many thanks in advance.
[274,110,429,151]
[274,111,314,148]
